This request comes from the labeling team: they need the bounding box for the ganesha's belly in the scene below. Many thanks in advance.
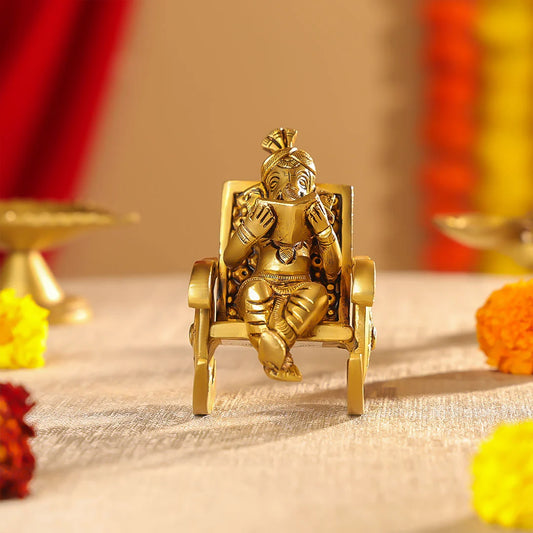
[255,245,311,275]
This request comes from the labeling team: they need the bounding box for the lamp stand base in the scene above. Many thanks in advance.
[0,250,92,325]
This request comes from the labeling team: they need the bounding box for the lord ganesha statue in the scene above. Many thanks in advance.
[224,127,342,382]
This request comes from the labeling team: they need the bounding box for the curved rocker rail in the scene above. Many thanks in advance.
[188,258,219,415]
[348,256,376,415]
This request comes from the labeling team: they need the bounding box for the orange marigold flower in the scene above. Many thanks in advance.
[0,383,35,499]
[476,280,533,374]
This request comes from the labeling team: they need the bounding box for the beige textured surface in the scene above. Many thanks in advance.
[1,272,532,532]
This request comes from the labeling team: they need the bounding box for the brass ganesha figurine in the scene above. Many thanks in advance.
[224,128,343,382]
[188,128,376,415]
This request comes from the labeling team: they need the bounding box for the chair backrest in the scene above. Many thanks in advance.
[216,180,353,325]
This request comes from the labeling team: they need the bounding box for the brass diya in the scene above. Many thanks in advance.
[0,200,138,324]
[434,213,533,270]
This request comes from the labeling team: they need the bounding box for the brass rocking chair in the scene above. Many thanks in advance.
[188,180,375,415]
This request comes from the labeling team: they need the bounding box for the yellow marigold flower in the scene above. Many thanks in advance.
[476,280,533,374]
[472,421,533,529]
[0,289,48,369]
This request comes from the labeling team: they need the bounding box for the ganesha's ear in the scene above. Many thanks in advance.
[318,192,336,223]
[233,184,266,230]
[261,128,297,153]
[318,192,335,210]
[237,184,266,205]
[245,183,266,200]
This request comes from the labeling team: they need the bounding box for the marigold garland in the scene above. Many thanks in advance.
[421,0,480,271]
[0,383,36,499]
[472,420,533,529]
[423,1,533,273]
[475,0,533,274]
[476,280,533,374]
[0,289,48,369]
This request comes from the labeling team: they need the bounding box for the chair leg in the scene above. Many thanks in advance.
[347,303,372,415]
[347,352,364,415]
[191,308,216,415]
[193,356,216,415]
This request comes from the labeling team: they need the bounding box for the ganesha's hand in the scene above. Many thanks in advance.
[239,202,275,243]
[306,200,331,234]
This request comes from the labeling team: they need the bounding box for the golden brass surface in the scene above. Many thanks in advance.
[188,128,376,415]
[434,213,533,269]
[0,200,138,324]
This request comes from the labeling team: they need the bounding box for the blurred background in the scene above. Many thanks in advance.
[2,0,531,276]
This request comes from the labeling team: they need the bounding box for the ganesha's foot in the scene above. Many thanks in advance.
[273,353,302,382]
[258,331,302,382]
[262,358,302,382]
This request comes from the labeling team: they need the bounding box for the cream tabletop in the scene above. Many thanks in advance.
[1,272,531,533]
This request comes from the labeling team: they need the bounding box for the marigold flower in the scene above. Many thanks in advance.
[0,383,36,499]
[0,289,48,369]
[472,420,533,529]
[476,280,533,374]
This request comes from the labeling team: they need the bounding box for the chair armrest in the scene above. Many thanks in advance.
[188,258,218,309]
[351,256,376,307]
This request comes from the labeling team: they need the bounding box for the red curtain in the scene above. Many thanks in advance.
[0,0,133,201]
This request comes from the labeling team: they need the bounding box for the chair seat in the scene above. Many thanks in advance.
[210,320,354,345]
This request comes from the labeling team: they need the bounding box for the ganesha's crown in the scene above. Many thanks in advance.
[261,128,298,154]
[260,128,316,180]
